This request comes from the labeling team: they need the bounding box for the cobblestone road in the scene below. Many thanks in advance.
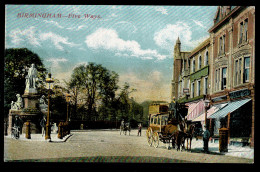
[4,129,253,163]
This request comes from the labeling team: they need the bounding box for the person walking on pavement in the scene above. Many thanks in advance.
[137,123,142,136]
[40,116,46,137]
[203,124,210,153]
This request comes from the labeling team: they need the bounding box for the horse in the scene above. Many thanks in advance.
[120,122,131,135]
[183,119,196,151]
[163,119,186,151]
[174,120,186,151]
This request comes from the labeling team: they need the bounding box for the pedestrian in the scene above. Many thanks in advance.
[40,116,46,137]
[137,123,142,136]
[203,124,210,153]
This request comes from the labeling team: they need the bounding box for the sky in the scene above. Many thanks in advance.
[5,5,218,103]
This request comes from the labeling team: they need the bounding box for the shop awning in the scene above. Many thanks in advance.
[186,100,205,121]
[209,99,251,119]
[192,103,227,122]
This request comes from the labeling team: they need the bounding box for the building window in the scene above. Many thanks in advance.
[243,57,250,83]
[244,19,248,42]
[239,18,249,44]
[239,22,243,44]
[219,37,223,54]
[191,82,194,98]
[192,58,195,73]
[219,35,225,55]
[238,58,242,84]
[235,60,238,85]
[221,67,227,90]
[223,35,225,53]
[197,80,201,96]
[205,51,209,66]
[215,69,218,91]
[198,56,202,69]
[204,77,208,95]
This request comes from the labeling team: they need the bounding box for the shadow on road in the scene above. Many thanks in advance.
[191,148,225,156]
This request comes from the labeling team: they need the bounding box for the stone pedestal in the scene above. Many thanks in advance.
[22,93,40,109]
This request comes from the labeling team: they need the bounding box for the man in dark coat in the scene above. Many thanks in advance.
[203,124,210,153]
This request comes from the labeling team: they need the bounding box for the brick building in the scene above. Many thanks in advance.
[171,6,255,147]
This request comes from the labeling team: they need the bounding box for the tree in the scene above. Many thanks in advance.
[68,63,119,121]
[4,48,47,118]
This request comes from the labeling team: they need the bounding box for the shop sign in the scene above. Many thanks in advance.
[229,89,251,99]
[211,95,227,102]
[183,88,189,94]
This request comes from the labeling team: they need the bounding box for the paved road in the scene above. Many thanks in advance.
[4,129,253,163]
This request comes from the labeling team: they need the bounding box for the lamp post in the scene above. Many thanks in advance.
[45,72,54,140]
[204,99,210,125]
[65,93,71,122]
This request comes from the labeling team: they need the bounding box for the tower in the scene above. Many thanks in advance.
[171,37,182,101]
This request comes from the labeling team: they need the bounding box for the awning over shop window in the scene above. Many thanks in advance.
[209,99,251,119]
[192,103,227,122]
[186,100,205,121]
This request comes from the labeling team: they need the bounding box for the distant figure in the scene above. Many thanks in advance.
[137,123,142,136]
[40,116,46,137]
[121,119,125,129]
[203,125,210,153]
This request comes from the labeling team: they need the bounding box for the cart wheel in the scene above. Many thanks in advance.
[153,132,159,148]
[146,127,153,147]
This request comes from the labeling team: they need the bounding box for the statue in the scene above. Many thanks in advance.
[39,95,48,112]
[11,94,23,110]
[39,95,47,105]
[26,63,38,89]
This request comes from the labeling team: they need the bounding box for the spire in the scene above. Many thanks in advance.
[176,36,181,44]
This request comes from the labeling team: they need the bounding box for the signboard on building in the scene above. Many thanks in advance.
[229,88,251,99]
[183,88,189,94]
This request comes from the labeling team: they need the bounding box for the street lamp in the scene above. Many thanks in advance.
[65,93,71,122]
[45,72,54,140]
[204,99,210,125]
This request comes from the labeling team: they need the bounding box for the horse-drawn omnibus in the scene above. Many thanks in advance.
[146,102,194,151]
[146,103,173,148]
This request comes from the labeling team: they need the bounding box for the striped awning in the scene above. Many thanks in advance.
[192,103,227,122]
[209,99,251,119]
[186,100,205,121]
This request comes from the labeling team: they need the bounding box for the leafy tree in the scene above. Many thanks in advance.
[68,63,119,121]
[4,48,47,118]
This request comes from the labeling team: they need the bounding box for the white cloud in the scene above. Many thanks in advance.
[39,32,79,51]
[85,28,166,60]
[67,25,87,31]
[42,20,64,29]
[155,7,168,15]
[154,21,208,51]
[9,26,40,46]
[46,57,68,68]
[192,19,206,28]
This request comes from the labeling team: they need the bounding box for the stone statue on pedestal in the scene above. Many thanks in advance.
[39,95,48,112]
[11,94,23,110]
[25,63,38,94]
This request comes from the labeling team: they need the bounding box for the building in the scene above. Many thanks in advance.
[171,37,190,101]
[171,37,212,126]
[171,6,255,147]
[208,6,255,147]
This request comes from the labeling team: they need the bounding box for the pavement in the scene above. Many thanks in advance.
[5,132,73,142]
[4,129,254,162]
[186,139,254,160]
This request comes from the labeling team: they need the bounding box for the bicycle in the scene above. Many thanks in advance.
[11,127,20,139]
